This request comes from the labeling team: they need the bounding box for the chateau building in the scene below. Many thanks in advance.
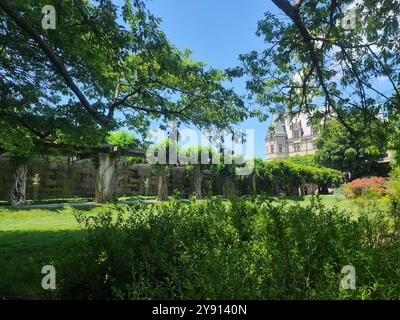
[265,111,320,161]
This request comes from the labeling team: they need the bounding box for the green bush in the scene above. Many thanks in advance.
[389,167,400,201]
[57,197,400,299]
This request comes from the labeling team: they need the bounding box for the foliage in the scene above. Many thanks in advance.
[231,0,400,145]
[147,138,179,168]
[389,167,400,201]
[239,157,265,194]
[55,196,400,299]
[258,159,342,195]
[0,120,38,161]
[106,130,145,165]
[181,146,218,170]
[343,177,389,199]
[125,156,145,165]
[0,195,384,298]
[0,0,248,156]
[286,154,318,167]
[106,130,139,148]
[172,188,186,200]
[386,93,400,165]
[315,120,387,178]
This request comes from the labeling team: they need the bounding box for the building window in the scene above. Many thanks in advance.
[295,144,301,152]
[271,145,274,154]
[278,144,283,153]
[294,130,300,139]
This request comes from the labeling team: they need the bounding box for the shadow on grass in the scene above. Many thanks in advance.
[0,206,64,213]
[0,229,84,299]
[279,195,306,202]
[0,205,104,214]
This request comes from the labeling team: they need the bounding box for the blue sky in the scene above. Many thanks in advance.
[143,0,282,159]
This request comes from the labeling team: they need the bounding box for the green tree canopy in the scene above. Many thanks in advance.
[106,130,139,148]
[314,119,386,178]
[230,0,400,142]
[261,158,341,195]
[0,0,248,155]
[285,154,318,167]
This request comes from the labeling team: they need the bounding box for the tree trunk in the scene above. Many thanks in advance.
[251,174,257,195]
[298,179,305,196]
[222,175,235,197]
[157,165,169,201]
[95,152,120,203]
[11,164,28,207]
[193,166,203,200]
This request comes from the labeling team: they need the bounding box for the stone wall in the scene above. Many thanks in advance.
[0,155,193,201]
[1,155,319,202]
[0,156,96,200]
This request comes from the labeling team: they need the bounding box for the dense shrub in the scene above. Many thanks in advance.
[389,167,400,201]
[344,177,388,198]
[56,197,400,299]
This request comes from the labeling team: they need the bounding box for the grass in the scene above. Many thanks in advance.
[117,195,155,201]
[0,205,100,298]
[0,197,92,206]
[0,195,378,299]
[279,195,360,212]
[0,230,82,298]
[0,195,156,206]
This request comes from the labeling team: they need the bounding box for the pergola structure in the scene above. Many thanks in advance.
[2,143,147,205]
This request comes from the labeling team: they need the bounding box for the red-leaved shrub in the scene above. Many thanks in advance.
[343,177,388,198]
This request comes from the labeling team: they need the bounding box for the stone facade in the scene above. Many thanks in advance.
[265,111,320,161]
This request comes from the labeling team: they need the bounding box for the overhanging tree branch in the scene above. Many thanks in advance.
[271,0,356,135]
[0,0,112,126]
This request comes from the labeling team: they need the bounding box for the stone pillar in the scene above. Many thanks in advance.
[95,151,119,203]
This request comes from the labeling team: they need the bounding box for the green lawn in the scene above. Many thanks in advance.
[0,195,368,299]
[0,195,156,206]
[279,195,360,212]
